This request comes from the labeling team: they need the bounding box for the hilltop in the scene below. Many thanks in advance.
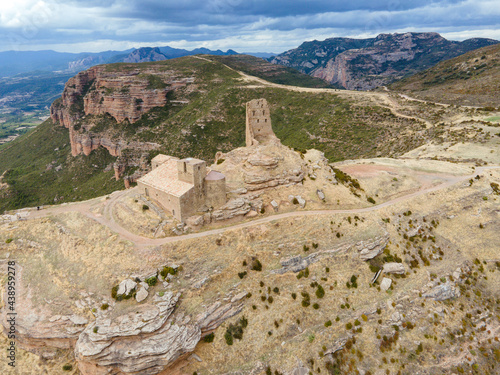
[389,43,500,107]
[270,32,498,90]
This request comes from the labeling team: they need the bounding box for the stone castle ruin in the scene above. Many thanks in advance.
[137,155,226,221]
[138,98,289,222]
[245,98,280,147]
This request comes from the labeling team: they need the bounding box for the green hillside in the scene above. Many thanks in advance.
[390,44,500,107]
[0,121,122,213]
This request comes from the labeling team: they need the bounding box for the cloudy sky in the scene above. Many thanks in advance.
[0,0,499,53]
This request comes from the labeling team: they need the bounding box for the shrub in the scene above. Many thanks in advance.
[62,364,73,371]
[238,271,247,279]
[315,285,325,298]
[100,303,109,310]
[251,259,263,271]
[291,292,297,299]
[142,204,149,210]
[268,296,274,304]
[325,320,332,327]
[216,158,225,164]
[160,266,177,278]
[361,314,368,322]
[203,332,215,343]
[367,197,376,204]
[312,242,319,249]
[292,197,299,204]
[111,285,119,300]
[304,267,310,278]
[346,322,353,330]
[313,303,320,309]
[93,326,98,333]
[301,291,311,307]
[273,287,279,294]
[145,275,158,286]
[5,238,13,243]
[224,330,233,345]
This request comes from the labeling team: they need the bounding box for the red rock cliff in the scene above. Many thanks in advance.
[50,65,191,157]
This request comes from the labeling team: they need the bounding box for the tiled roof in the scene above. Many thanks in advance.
[138,157,193,197]
[151,154,170,165]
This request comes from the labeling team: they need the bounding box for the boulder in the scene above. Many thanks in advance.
[136,287,149,303]
[296,196,306,208]
[423,281,459,301]
[117,279,137,296]
[69,316,88,325]
[316,189,325,201]
[380,278,392,291]
[270,200,279,211]
[383,262,405,274]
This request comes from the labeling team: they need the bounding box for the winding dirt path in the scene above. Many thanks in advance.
[26,166,500,249]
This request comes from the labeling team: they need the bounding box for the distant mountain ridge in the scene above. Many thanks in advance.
[270,32,499,90]
[0,46,239,77]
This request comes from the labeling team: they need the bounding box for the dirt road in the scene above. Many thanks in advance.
[25,166,500,249]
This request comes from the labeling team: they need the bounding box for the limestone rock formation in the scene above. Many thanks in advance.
[50,65,193,158]
[383,262,405,274]
[356,235,390,260]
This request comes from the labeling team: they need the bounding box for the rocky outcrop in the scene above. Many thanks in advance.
[3,266,247,375]
[50,65,194,158]
[75,290,246,375]
[423,281,460,301]
[356,235,390,260]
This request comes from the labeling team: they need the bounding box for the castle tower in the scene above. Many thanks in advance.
[245,98,279,147]
[177,158,207,205]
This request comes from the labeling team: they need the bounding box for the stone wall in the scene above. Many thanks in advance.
[245,98,279,147]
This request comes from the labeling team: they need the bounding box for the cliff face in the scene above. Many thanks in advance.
[50,65,175,155]
[270,32,499,90]
[50,64,195,182]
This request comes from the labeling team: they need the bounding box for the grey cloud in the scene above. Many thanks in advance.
[0,0,498,52]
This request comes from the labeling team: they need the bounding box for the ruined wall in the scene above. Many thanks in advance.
[205,175,226,208]
[137,181,183,221]
[245,98,279,147]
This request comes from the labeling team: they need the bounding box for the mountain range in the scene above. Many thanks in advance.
[0,46,239,78]
[270,32,499,90]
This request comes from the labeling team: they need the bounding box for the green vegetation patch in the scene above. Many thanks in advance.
[0,120,123,213]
